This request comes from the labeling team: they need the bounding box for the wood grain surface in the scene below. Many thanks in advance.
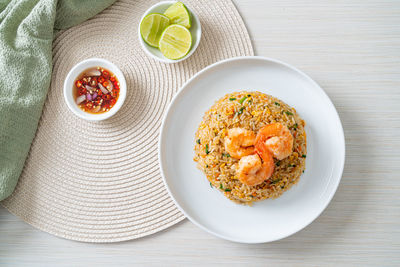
[1,0,399,266]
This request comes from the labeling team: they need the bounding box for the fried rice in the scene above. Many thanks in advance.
[193,91,307,205]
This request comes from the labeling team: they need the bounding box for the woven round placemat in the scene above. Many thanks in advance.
[1,0,253,242]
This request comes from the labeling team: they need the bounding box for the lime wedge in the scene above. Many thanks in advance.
[140,13,170,47]
[164,2,191,29]
[159,24,192,60]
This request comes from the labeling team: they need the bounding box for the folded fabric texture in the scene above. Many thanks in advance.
[0,0,116,201]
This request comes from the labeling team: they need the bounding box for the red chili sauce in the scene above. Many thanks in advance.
[74,67,120,114]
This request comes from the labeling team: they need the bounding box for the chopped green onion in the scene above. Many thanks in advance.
[301,154,306,158]
[196,139,201,144]
[224,188,231,192]
[274,102,280,106]
[238,96,248,104]
[284,111,293,116]
[206,164,209,168]
[302,170,305,173]
[229,97,236,101]
[275,161,281,166]
[247,94,251,97]
[237,106,245,115]
[219,183,223,189]
[289,164,296,167]
[205,144,210,154]
[210,182,213,188]
[222,153,231,157]
[271,179,281,184]
[290,123,298,130]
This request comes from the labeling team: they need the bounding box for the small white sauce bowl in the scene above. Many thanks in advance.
[138,1,202,63]
[63,58,127,121]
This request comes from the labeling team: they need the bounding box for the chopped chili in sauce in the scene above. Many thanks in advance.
[73,67,120,114]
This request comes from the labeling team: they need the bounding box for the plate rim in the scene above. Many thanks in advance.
[158,56,346,243]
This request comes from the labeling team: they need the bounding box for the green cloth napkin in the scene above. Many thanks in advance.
[0,0,116,201]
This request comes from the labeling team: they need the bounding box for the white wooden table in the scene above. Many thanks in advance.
[1,0,399,265]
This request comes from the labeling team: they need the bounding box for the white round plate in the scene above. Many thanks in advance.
[159,56,345,243]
